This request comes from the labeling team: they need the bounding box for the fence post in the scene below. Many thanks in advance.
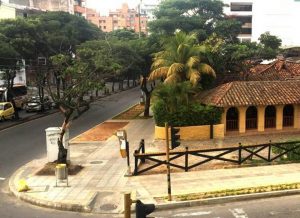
[141,139,145,163]
[185,147,189,172]
[238,143,242,164]
[134,150,138,175]
[268,140,272,162]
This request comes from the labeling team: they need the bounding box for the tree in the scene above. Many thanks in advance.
[0,35,21,119]
[148,32,215,87]
[259,32,282,50]
[149,0,241,42]
[48,51,104,163]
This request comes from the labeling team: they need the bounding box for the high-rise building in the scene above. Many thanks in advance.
[140,0,161,21]
[223,0,300,47]
[99,3,148,34]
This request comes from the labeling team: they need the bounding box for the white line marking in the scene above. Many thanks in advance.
[229,208,249,218]
[173,211,212,217]
[0,177,5,181]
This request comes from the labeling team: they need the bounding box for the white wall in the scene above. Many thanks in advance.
[223,0,300,47]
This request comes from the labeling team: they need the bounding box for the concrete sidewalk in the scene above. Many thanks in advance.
[9,117,300,214]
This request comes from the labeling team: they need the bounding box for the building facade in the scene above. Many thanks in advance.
[223,0,300,47]
[9,0,74,13]
[99,3,148,34]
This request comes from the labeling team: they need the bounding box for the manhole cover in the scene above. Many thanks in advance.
[90,160,103,164]
[100,204,118,211]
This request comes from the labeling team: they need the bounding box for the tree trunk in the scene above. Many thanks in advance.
[57,110,72,164]
[127,76,130,88]
[140,76,153,117]
[112,80,115,93]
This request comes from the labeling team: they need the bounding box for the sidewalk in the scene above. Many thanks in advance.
[9,117,300,214]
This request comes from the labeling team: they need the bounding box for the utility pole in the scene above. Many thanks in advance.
[165,122,172,201]
[138,0,142,38]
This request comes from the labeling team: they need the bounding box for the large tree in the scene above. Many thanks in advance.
[149,0,241,42]
[148,32,215,87]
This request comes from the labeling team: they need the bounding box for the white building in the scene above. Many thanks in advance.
[223,0,300,47]
[0,60,26,86]
[140,0,161,21]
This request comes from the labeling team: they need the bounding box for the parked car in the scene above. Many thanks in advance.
[25,96,52,112]
[0,102,15,121]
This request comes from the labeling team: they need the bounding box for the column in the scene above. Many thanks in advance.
[294,104,300,129]
[221,108,228,133]
[257,106,266,132]
[238,106,247,133]
[276,105,284,130]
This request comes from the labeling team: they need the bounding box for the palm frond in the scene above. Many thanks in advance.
[167,63,184,78]
[148,67,168,81]
[198,63,216,77]
[186,56,200,68]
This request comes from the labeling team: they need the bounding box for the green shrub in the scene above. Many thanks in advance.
[272,141,300,161]
[152,101,222,127]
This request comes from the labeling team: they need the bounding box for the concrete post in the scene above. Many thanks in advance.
[238,106,247,133]
[276,105,284,130]
[257,106,266,132]
[221,108,228,134]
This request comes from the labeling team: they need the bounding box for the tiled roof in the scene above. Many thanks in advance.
[248,59,300,81]
[198,80,300,107]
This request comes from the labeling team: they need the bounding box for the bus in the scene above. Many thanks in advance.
[0,84,28,109]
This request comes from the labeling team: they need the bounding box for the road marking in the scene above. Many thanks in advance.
[173,211,212,217]
[0,177,5,181]
[229,208,249,218]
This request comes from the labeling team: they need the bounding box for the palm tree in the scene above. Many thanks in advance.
[148,31,216,86]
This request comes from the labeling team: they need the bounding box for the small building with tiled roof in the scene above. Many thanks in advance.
[198,80,300,134]
[248,59,300,81]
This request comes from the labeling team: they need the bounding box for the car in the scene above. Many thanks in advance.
[0,102,15,121]
[25,96,52,112]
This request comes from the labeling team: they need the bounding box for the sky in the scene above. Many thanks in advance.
[86,0,158,15]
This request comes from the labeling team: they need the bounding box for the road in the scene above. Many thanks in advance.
[0,87,140,218]
[152,194,300,218]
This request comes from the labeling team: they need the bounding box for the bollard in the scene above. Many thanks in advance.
[124,192,131,218]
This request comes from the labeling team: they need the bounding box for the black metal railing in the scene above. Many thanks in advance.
[283,116,294,127]
[246,118,257,129]
[265,117,276,128]
[227,119,238,131]
[133,141,300,175]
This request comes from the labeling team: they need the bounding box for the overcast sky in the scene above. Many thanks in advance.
[86,0,158,15]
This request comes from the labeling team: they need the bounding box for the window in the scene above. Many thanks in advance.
[241,28,252,35]
[231,3,252,12]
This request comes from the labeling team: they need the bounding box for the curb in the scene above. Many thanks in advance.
[8,162,92,213]
[155,189,300,211]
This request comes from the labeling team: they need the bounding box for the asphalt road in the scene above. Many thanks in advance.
[152,194,300,218]
[0,87,140,218]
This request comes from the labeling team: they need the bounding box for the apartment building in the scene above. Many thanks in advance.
[140,0,161,21]
[74,0,100,27]
[99,3,148,34]
[223,0,300,47]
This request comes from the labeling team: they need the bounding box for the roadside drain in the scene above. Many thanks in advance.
[91,191,123,213]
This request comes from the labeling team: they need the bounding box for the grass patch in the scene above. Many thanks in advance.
[155,183,300,203]
[113,104,151,120]
[35,162,83,176]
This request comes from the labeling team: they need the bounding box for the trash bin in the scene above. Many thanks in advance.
[55,164,68,187]
[45,127,70,163]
